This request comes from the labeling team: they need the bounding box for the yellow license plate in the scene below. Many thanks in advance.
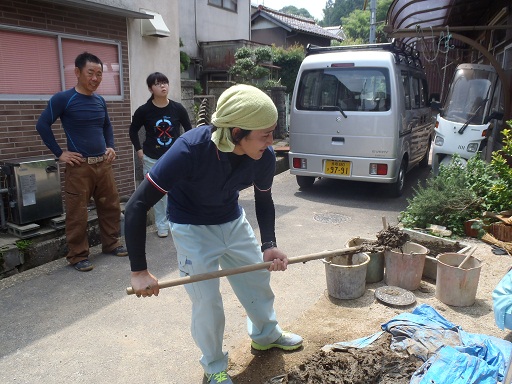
[324,160,351,175]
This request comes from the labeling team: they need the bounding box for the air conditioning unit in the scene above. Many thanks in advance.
[1,156,63,225]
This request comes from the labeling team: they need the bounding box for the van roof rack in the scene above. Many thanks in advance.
[305,39,423,68]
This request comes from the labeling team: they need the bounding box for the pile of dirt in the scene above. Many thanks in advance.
[357,225,411,253]
[356,226,463,257]
[421,241,463,257]
[267,333,422,384]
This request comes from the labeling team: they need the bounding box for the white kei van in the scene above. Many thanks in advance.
[288,42,434,196]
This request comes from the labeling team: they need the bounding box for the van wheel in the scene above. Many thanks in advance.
[389,161,406,197]
[419,139,431,168]
[296,176,315,189]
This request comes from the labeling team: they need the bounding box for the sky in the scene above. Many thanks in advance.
[252,0,326,21]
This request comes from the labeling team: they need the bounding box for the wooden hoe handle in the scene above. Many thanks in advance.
[126,245,362,295]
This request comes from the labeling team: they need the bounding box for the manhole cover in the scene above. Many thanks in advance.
[375,286,416,307]
[313,212,351,224]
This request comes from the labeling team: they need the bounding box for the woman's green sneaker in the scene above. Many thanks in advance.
[205,370,233,384]
[251,331,303,351]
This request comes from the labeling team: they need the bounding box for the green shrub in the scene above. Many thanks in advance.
[487,126,512,211]
[399,155,484,236]
[193,82,203,95]
[180,50,190,73]
[179,38,190,73]
[229,47,270,84]
[400,120,512,235]
[271,44,304,93]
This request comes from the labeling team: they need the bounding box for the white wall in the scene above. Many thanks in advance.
[126,0,181,113]
[179,0,251,60]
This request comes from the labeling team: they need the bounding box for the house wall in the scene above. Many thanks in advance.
[127,1,181,115]
[0,0,182,206]
[126,0,181,183]
[0,0,134,202]
[179,0,252,61]
[252,27,330,49]
[251,27,287,47]
[286,34,331,49]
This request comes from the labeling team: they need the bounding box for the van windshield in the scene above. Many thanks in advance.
[296,68,390,112]
[441,68,496,124]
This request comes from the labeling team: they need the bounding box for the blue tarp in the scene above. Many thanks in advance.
[322,331,385,351]
[322,304,511,383]
[381,304,512,383]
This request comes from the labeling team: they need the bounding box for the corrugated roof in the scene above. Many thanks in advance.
[386,0,503,46]
[252,5,344,42]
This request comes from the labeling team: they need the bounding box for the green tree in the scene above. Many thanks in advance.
[229,45,304,94]
[228,46,271,84]
[340,0,393,43]
[375,0,392,21]
[341,9,369,42]
[179,38,191,73]
[271,44,305,93]
[280,6,314,19]
[323,0,364,26]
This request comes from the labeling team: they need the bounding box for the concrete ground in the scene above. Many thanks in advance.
[0,159,496,383]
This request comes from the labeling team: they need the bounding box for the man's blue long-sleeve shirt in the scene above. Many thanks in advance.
[36,88,114,158]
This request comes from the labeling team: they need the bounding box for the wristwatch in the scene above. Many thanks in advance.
[261,241,277,252]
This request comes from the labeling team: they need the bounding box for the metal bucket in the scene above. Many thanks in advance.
[436,252,482,306]
[322,252,370,300]
[384,242,428,291]
[345,237,384,283]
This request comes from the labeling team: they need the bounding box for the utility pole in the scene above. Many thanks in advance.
[364,0,377,43]
[369,0,376,43]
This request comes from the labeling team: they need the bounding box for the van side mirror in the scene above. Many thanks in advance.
[429,93,440,105]
[430,100,441,112]
[484,110,504,124]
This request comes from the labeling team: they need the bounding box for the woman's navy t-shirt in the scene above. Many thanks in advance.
[146,125,276,225]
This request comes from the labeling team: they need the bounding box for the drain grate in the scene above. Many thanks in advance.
[313,212,351,224]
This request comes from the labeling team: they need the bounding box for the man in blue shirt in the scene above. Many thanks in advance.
[36,52,127,272]
[125,84,302,384]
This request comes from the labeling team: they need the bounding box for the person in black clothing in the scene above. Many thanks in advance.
[129,72,192,238]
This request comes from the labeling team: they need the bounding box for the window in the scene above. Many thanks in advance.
[443,68,497,125]
[297,68,390,112]
[411,77,421,109]
[208,0,237,12]
[0,30,61,96]
[0,27,122,101]
[62,39,120,97]
[401,71,411,110]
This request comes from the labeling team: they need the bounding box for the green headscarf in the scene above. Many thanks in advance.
[211,84,278,152]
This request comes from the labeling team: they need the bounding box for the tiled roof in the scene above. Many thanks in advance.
[324,25,347,40]
[252,5,344,42]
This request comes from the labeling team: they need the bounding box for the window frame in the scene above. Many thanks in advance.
[296,67,391,112]
[208,0,237,13]
[401,71,411,110]
[0,25,123,101]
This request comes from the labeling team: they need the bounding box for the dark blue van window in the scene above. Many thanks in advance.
[297,68,390,112]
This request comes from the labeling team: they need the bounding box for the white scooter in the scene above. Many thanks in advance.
[431,63,503,175]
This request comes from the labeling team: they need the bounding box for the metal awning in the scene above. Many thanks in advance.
[384,0,511,144]
[385,0,506,46]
